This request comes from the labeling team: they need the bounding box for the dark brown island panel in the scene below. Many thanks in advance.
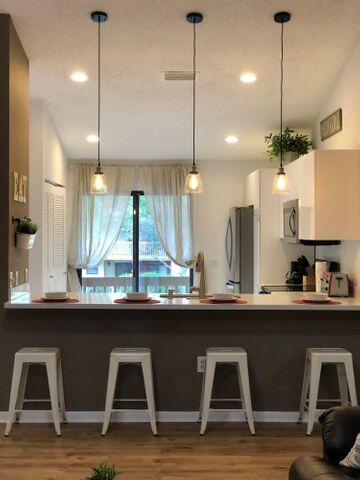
[1,306,360,413]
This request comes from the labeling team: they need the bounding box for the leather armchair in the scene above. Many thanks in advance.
[289,407,360,479]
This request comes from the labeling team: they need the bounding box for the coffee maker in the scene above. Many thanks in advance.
[285,261,303,286]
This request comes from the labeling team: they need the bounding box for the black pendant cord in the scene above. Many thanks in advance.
[279,20,284,169]
[192,20,196,170]
[97,20,101,169]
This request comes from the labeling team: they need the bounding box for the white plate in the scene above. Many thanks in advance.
[44,291,68,300]
[126,292,149,301]
[304,292,329,302]
[212,293,236,301]
[303,296,331,303]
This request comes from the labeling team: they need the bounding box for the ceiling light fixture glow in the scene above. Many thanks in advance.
[240,72,257,83]
[70,71,88,82]
[225,135,239,144]
[86,134,99,143]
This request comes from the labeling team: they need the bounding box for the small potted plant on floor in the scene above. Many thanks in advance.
[265,127,313,164]
[84,463,120,480]
[15,220,38,250]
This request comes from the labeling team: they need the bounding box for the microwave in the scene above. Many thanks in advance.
[283,199,299,243]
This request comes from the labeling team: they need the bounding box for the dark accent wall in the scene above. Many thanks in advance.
[1,308,360,412]
[0,14,29,301]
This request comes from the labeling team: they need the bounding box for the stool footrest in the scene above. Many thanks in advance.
[113,398,147,403]
[211,398,242,402]
[23,398,51,403]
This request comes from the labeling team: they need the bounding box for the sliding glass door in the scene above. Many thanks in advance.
[82,192,191,293]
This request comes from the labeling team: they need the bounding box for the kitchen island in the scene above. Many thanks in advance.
[2,292,360,421]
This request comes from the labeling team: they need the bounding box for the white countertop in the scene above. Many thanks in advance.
[4,292,360,310]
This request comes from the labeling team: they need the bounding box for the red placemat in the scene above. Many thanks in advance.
[200,299,248,305]
[32,298,79,304]
[293,300,341,305]
[114,299,161,304]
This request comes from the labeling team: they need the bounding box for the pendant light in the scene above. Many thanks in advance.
[90,11,108,195]
[272,11,291,195]
[185,12,204,194]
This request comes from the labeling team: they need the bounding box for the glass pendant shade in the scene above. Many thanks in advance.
[185,167,203,194]
[272,166,290,194]
[91,166,107,195]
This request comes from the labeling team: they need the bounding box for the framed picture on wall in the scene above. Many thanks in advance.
[18,174,24,202]
[13,171,19,201]
[21,175,27,203]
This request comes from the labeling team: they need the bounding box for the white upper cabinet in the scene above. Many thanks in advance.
[280,150,360,240]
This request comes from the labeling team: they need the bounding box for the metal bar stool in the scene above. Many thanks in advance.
[102,348,157,436]
[199,347,255,435]
[5,348,66,436]
[298,347,358,435]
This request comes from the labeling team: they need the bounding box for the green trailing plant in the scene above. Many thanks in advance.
[17,220,38,235]
[265,127,313,161]
[84,463,120,480]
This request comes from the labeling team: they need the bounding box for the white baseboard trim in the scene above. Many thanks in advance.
[0,409,324,424]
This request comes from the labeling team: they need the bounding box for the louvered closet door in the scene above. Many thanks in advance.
[43,183,66,291]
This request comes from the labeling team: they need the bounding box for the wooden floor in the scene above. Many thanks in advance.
[0,422,321,480]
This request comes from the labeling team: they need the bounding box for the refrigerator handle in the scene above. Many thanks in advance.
[225,217,233,271]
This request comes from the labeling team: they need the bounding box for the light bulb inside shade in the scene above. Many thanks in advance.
[185,169,203,194]
[272,168,290,194]
[91,171,107,195]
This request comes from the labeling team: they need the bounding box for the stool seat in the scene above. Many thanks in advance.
[102,348,157,436]
[111,348,151,362]
[199,347,255,436]
[299,347,357,435]
[5,347,66,437]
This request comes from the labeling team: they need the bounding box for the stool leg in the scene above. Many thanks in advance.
[16,364,29,423]
[198,364,207,422]
[200,358,216,435]
[307,359,321,435]
[5,358,24,436]
[298,355,311,423]
[141,356,157,436]
[238,358,255,435]
[57,357,67,423]
[102,356,119,436]
[344,357,358,406]
[236,363,245,416]
[337,363,349,407]
[46,359,61,436]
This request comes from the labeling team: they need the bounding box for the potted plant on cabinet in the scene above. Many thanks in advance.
[84,463,120,480]
[265,127,313,164]
[15,220,38,250]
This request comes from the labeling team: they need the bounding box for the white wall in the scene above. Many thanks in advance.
[193,159,266,293]
[29,100,68,291]
[312,38,360,294]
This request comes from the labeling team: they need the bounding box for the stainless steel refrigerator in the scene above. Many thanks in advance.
[226,206,255,293]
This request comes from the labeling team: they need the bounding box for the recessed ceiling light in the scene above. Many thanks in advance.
[240,72,257,84]
[86,134,99,143]
[225,135,239,144]
[71,71,88,82]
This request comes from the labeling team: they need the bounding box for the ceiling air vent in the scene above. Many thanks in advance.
[161,71,196,81]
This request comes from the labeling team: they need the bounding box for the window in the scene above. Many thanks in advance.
[81,192,192,293]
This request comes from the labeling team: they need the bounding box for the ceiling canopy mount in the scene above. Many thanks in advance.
[186,12,203,24]
[274,11,291,24]
[91,11,108,23]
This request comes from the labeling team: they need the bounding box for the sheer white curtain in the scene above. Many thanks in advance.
[138,165,194,267]
[67,165,135,290]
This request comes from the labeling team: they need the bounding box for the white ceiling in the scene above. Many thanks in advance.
[1,0,360,162]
